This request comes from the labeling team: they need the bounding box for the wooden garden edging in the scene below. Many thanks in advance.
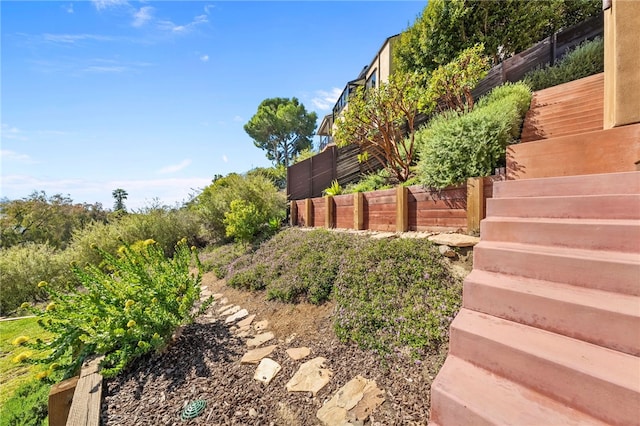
[49,356,103,426]
[290,176,500,234]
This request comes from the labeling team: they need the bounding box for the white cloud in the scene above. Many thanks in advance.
[158,14,208,34]
[200,54,209,62]
[311,88,343,110]
[64,3,74,13]
[222,155,228,163]
[204,4,215,15]
[83,65,128,73]
[91,0,129,11]
[132,6,154,28]
[43,33,116,44]
[158,159,192,174]
[233,115,243,122]
[1,150,35,164]
[1,123,28,141]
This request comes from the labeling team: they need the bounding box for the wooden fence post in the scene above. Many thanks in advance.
[354,192,364,230]
[325,196,334,229]
[396,186,409,233]
[290,200,298,227]
[466,177,485,233]
[48,376,79,426]
[305,198,313,227]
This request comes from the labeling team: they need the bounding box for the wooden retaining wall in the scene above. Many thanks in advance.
[291,176,502,234]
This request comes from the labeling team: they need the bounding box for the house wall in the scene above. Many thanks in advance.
[366,36,396,88]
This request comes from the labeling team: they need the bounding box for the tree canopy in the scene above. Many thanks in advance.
[112,188,128,212]
[244,97,317,167]
[394,0,601,75]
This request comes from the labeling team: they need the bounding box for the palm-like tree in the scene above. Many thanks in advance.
[112,188,128,212]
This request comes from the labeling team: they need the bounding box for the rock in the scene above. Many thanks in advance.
[212,293,224,300]
[246,332,275,348]
[427,233,480,247]
[254,320,269,332]
[317,375,384,425]
[370,232,397,240]
[285,333,298,344]
[225,309,249,323]
[286,357,332,396]
[237,314,256,328]
[286,347,311,360]
[220,305,241,317]
[216,304,233,313]
[438,244,457,258]
[248,408,258,418]
[399,232,433,239]
[218,297,229,305]
[240,345,277,364]
[201,289,212,298]
[253,358,281,385]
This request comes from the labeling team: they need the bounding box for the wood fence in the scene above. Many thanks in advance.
[291,176,501,234]
[287,144,384,200]
[472,14,603,99]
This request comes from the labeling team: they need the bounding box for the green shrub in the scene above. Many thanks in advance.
[224,199,266,245]
[417,82,532,188]
[0,244,76,315]
[333,238,462,355]
[191,173,286,242]
[344,169,393,194]
[523,37,604,91]
[200,244,249,279]
[27,239,201,378]
[323,180,343,196]
[0,379,49,426]
[227,229,356,304]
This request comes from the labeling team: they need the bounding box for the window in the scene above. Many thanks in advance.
[366,70,377,90]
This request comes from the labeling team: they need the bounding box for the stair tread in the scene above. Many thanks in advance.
[466,269,640,316]
[476,240,640,263]
[452,309,640,391]
[432,355,607,426]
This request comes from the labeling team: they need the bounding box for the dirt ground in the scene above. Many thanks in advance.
[100,272,451,425]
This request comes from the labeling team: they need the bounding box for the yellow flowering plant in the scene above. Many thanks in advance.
[26,239,201,378]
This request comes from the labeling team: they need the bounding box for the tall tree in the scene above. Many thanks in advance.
[244,97,317,167]
[112,188,128,212]
[395,0,601,74]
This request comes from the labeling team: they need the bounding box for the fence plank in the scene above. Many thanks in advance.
[354,193,364,230]
[290,200,298,227]
[325,196,334,229]
[305,199,312,227]
[49,377,79,426]
[396,186,409,233]
[466,177,484,233]
[66,357,103,426]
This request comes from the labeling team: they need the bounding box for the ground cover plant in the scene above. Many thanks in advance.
[226,229,462,354]
[25,238,202,379]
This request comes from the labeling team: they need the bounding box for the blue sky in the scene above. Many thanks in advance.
[1,0,426,210]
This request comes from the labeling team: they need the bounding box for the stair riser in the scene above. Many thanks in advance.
[493,172,640,198]
[526,108,603,123]
[463,279,640,356]
[473,245,640,296]
[487,195,640,220]
[450,324,640,425]
[480,219,640,252]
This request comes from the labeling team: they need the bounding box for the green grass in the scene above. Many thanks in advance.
[0,317,51,408]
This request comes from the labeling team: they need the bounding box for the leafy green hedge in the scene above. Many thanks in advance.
[416,82,531,188]
[523,37,604,92]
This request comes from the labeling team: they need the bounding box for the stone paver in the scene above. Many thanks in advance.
[286,357,332,396]
[225,309,249,323]
[212,293,224,300]
[316,375,384,425]
[237,314,256,328]
[286,347,311,360]
[246,332,275,348]
[428,233,480,247]
[216,304,233,313]
[253,358,281,385]
[253,320,269,332]
[220,305,241,317]
[241,345,278,364]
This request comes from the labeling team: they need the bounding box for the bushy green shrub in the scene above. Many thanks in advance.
[200,244,249,279]
[523,37,604,91]
[344,169,393,194]
[27,239,201,378]
[224,199,266,245]
[323,180,343,196]
[0,244,76,315]
[227,229,356,304]
[246,165,287,190]
[0,379,50,426]
[334,238,462,355]
[191,173,286,243]
[416,82,532,188]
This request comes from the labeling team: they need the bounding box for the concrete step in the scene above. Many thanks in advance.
[463,269,640,356]
[480,217,640,252]
[494,171,640,198]
[430,355,607,426]
[487,194,640,220]
[473,241,640,296]
[449,309,640,425]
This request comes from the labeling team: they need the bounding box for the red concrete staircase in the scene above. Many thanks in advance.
[429,171,640,425]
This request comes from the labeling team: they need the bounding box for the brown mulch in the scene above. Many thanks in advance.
[100,273,447,426]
